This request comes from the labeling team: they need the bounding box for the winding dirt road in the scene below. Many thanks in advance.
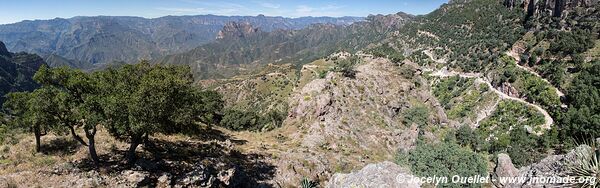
[428,67,553,135]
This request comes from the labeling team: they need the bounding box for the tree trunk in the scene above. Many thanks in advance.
[34,127,42,153]
[142,133,155,149]
[127,134,142,165]
[85,126,99,167]
[70,126,88,146]
[87,137,99,167]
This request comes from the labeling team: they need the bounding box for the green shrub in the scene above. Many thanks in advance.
[403,142,487,188]
[455,125,482,150]
[220,109,261,131]
[332,56,362,78]
[401,106,429,128]
[220,109,286,131]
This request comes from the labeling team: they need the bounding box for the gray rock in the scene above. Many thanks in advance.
[326,161,421,188]
[157,173,172,188]
[493,145,594,188]
[120,170,149,187]
[176,165,215,188]
[493,153,521,187]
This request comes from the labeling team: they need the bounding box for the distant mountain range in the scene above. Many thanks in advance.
[155,13,413,79]
[0,15,363,67]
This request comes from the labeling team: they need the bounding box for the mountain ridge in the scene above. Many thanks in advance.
[0,15,363,67]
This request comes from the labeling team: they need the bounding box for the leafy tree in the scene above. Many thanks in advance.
[504,127,544,167]
[96,62,216,164]
[196,90,224,126]
[332,56,361,78]
[33,65,104,165]
[3,87,65,152]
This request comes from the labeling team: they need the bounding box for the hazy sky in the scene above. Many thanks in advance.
[0,0,448,24]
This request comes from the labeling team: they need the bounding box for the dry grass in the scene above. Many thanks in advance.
[0,125,278,187]
[0,128,128,175]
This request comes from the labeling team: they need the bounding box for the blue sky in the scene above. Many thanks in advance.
[0,0,448,24]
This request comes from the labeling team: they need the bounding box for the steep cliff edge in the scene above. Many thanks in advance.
[0,41,47,104]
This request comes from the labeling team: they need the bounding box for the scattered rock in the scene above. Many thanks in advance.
[157,173,172,188]
[176,165,215,188]
[121,170,149,187]
[327,161,420,188]
[217,167,237,186]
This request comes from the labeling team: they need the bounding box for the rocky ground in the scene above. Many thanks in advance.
[0,127,276,187]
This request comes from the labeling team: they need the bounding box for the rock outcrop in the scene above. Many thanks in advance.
[267,55,445,186]
[327,161,421,188]
[0,42,47,103]
[0,41,9,57]
[493,145,593,187]
[493,154,521,187]
[216,22,259,40]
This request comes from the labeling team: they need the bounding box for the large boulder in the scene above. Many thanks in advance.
[326,161,421,188]
[493,154,521,187]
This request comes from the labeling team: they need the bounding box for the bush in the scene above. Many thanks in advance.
[220,108,286,131]
[220,109,261,131]
[332,56,361,78]
[455,125,481,150]
[403,142,487,188]
[401,106,429,128]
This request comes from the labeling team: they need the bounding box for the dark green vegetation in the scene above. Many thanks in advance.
[0,15,362,67]
[389,0,598,167]
[401,106,429,128]
[561,61,600,141]
[220,109,285,131]
[3,62,223,165]
[368,44,405,63]
[490,55,561,114]
[397,140,487,188]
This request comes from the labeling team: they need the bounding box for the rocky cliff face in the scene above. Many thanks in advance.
[216,22,260,40]
[0,41,47,104]
[0,41,9,57]
[503,0,598,18]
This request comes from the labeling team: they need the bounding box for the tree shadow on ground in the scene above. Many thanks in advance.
[74,127,276,187]
[42,137,82,156]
